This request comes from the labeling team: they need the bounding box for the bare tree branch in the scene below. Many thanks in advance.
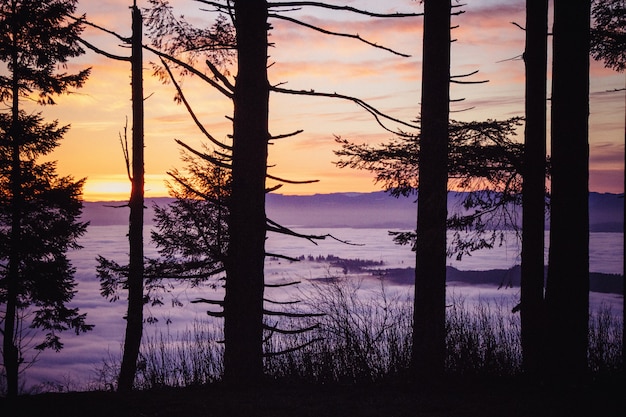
[451,69,480,79]
[190,298,225,305]
[450,70,489,84]
[174,139,232,170]
[266,184,284,193]
[263,338,324,357]
[263,309,325,318]
[266,173,319,184]
[269,129,304,140]
[265,252,302,262]
[266,218,330,244]
[263,323,320,335]
[161,58,232,150]
[268,1,423,18]
[119,117,131,181]
[263,298,300,305]
[77,38,131,62]
[268,13,411,57]
[143,44,234,98]
[511,21,525,31]
[271,86,419,134]
[166,170,226,205]
[205,59,235,92]
[265,281,302,288]
[68,14,131,43]
[193,0,232,13]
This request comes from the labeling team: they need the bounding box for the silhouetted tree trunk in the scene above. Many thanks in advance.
[545,0,591,382]
[5,38,22,400]
[520,0,548,379]
[223,0,269,384]
[411,0,450,382]
[118,4,145,393]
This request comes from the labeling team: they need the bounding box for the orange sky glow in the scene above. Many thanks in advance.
[15,0,626,201]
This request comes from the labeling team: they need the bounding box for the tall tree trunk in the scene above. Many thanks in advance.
[545,0,591,381]
[520,0,548,379]
[412,0,450,382]
[223,0,269,384]
[623,74,625,370]
[118,4,145,392]
[3,30,22,398]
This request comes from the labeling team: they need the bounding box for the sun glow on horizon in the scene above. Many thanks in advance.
[82,175,171,202]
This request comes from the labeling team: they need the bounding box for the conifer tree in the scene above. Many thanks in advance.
[0,0,92,397]
[144,0,420,384]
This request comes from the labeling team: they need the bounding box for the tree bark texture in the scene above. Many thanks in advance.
[545,0,591,381]
[118,4,145,392]
[520,0,548,379]
[412,0,451,382]
[223,0,269,384]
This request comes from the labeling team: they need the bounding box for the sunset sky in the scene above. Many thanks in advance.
[22,0,626,201]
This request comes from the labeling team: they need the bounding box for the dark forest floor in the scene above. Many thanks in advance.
[2,375,624,417]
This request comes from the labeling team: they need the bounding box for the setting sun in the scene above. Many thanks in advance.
[81,174,170,202]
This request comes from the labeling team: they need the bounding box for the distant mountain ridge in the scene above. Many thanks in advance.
[81,191,624,232]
